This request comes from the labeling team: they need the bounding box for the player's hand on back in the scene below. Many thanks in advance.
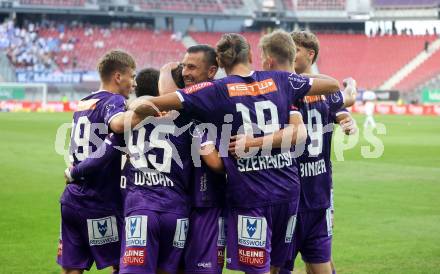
[229,134,259,159]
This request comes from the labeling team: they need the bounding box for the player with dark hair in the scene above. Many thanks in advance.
[58,50,138,274]
[135,68,160,97]
[131,33,341,274]
[158,43,226,274]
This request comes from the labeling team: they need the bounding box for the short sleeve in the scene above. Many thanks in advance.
[287,73,313,102]
[103,94,126,127]
[326,90,345,113]
[71,133,125,180]
[175,81,219,122]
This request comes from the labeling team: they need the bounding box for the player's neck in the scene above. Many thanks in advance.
[303,66,312,74]
[273,64,293,72]
[99,83,120,95]
[226,63,252,77]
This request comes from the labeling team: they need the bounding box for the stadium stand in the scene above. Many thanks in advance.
[220,0,244,9]
[297,0,345,10]
[192,31,438,89]
[373,0,440,8]
[38,27,186,70]
[130,0,223,12]
[395,49,440,91]
[19,0,86,7]
[281,0,294,10]
[0,20,58,72]
[316,34,438,89]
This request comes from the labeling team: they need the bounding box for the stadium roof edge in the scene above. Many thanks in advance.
[0,7,252,19]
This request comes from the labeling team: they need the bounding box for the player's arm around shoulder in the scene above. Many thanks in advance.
[304,73,340,96]
[109,94,183,133]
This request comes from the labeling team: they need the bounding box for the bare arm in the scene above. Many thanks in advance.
[109,110,143,134]
[301,73,340,96]
[127,92,183,121]
[307,77,340,96]
[200,143,225,174]
[159,62,180,95]
[228,112,307,157]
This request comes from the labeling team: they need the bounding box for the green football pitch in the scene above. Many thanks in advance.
[0,112,439,274]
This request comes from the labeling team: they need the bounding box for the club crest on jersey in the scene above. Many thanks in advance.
[217,217,226,247]
[87,216,119,246]
[285,215,297,243]
[173,218,189,248]
[238,215,267,248]
[183,82,213,94]
[125,215,148,247]
[329,92,342,104]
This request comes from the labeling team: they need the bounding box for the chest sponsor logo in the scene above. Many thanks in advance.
[238,247,266,267]
[217,217,226,247]
[238,215,267,248]
[125,215,148,247]
[122,247,146,266]
[285,215,297,243]
[227,79,277,97]
[173,218,189,248]
[87,216,119,246]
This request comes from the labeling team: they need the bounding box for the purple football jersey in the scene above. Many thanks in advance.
[122,111,193,215]
[176,71,313,208]
[296,95,346,211]
[60,90,126,212]
[191,122,226,208]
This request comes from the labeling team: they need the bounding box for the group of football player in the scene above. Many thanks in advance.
[58,29,358,274]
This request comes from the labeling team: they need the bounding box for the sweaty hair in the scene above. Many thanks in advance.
[216,33,250,69]
[259,30,296,66]
[290,31,320,64]
[187,44,218,68]
[135,68,159,97]
[97,50,136,82]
